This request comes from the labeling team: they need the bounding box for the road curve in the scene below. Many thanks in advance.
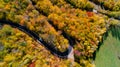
[0,19,73,59]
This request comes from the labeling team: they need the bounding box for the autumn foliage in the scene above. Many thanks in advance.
[0,0,115,67]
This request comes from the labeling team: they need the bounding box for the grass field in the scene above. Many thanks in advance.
[95,26,120,67]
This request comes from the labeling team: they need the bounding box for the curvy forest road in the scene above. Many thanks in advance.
[0,19,73,59]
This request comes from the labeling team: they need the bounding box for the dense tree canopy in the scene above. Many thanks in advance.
[0,0,120,67]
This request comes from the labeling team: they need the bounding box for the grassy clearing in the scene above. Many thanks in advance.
[95,26,120,67]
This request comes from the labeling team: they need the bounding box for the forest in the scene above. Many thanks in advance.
[0,0,120,67]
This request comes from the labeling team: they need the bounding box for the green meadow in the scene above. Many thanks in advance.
[95,26,120,67]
